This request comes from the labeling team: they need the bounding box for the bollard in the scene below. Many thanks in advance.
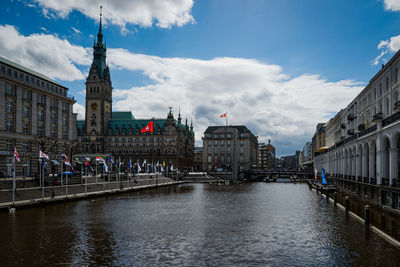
[334,192,337,206]
[345,196,349,213]
[365,205,370,226]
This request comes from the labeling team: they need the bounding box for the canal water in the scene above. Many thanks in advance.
[1,183,399,266]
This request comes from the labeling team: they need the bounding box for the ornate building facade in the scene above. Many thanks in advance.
[77,14,194,170]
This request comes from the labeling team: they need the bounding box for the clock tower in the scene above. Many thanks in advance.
[85,6,112,138]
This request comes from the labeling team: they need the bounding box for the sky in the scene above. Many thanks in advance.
[1,0,400,157]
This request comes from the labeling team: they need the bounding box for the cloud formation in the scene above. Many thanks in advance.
[107,49,363,155]
[0,25,91,81]
[383,0,400,11]
[0,25,364,155]
[32,0,194,32]
[372,34,400,65]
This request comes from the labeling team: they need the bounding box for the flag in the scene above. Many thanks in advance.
[88,163,94,172]
[161,165,164,172]
[14,147,20,162]
[96,156,105,162]
[62,153,74,171]
[103,162,108,172]
[170,164,174,171]
[81,154,85,165]
[108,156,114,164]
[137,163,141,173]
[314,168,318,181]
[321,168,327,185]
[220,113,227,118]
[128,158,132,168]
[141,121,154,133]
[39,150,49,159]
[142,159,146,167]
[163,161,165,167]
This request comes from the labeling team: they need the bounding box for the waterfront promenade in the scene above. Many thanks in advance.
[0,174,180,211]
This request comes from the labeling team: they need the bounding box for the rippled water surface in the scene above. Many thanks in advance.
[1,183,399,266]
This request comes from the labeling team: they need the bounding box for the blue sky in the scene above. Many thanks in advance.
[1,0,400,156]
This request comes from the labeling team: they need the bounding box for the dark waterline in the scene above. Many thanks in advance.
[1,183,399,266]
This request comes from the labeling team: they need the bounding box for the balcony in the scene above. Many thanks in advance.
[382,111,400,128]
[347,113,355,121]
[370,178,377,184]
[372,112,384,122]
[340,123,346,129]
[347,129,354,135]
[392,179,400,188]
[363,177,369,183]
[381,177,389,186]
[357,123,365,131]
[357,176,362,182]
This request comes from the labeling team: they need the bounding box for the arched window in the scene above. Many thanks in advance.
[395,68,399,84]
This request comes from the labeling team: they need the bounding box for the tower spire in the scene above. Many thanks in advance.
[178,107,182,123]
[97,5,103,44]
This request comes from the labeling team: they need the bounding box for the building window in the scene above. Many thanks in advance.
[23,143,29,152]
[386,77,389,91]
[6,84,13,95]
[122,138,126,143]
[239,156,244,162]
[23,90,31,99]
[208,141,212,146]
[240,147,244,153]
[143,138,146,143]
[115,138,119,142]
[51,129,56,138]
[395,68,399,84]
[227,148,231,153]
[227,156,231,162]
[6,140,13,151]
[208,156,211,163]
[63,117,68,126]
[23,123,29,134]
[6,120,13,132]
[393,193,400,210]
[38,110,43,121]
[381,191,390,206]
[240,140,244,145]
[379,83,382,97]
[221,140,224,145]
[214,140,218,145]
[6,102,13,113]
[23,106,29,117]
[51,113,56,123]
[37,126,43,136]
[128,138,133,142]
[221,148,224,154]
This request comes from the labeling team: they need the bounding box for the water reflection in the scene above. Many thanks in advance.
[0,183,398,266]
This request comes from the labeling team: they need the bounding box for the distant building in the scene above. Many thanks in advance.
[281,151,300,170]
[202,126,258,175]
[258,139,275,170]
[0,56,76,177]
[193,147,203,171]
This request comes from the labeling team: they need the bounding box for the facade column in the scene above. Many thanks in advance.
[369,150,375,180]
[389,147,398,185]
[376,145,382,185]
[16,86,22,133]
[356,146,362,179]
[362,148,368,178]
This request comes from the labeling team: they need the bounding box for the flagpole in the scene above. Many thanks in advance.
[226,112,228,126]
[12,147,16,204]
[152,117,155,174]
[41,159,44,200]
[65,160,68,198]
[95,159,98,184]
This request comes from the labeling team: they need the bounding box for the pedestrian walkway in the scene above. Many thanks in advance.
[0,175,182,211]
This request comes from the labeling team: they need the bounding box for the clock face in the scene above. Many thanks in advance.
[91,102,97,110]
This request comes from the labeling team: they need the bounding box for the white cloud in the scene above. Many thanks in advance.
[32,0,194,31]
[0,24,91,81]
[372,34,400,65]
[73,103,85,120]
[383,0,400,11]
[107,49,363,155]
[71,26,81,34]
[0,25,363,155]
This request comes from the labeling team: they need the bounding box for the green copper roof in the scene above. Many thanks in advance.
[0,56,66,88]
[112,111,135,120]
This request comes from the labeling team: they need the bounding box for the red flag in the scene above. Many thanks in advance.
[14,147,20,162]
[141,121,154,133]
[220,113,227,118]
